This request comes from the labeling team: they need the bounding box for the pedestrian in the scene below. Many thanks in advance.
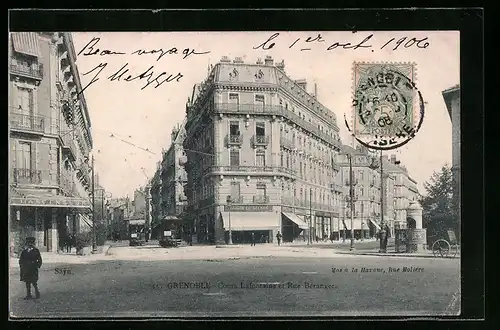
[330,231,334,243]
[19,237,42,300]
[276,231,282,246]
[251,232,255,246]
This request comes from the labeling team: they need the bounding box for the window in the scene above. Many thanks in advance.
[360,170,364,181]
[299,161,303,176]
[17,142,32,170]
[230,148,240,166]
[229,93,239,104]
[17,87,34,114]
[256,183,266,196]
[230,182,240,200]
[256,150,266,167]
[256,122,265,136]
[286,154,290,168]
[280,153,284,166]
[230,121,240,136]
[255,94,265,108]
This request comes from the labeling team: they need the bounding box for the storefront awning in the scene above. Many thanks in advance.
[163,215,180,221]
[127,219,145,225]
[368,218,381,230]
[220,212,279,231]
[10,195,91,209]
[282,212,309,229]
[340,219,370,230]
[11,32,41,57]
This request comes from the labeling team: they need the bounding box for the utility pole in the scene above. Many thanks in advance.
[349,154,355,251]
[226,196,233,245]
[379,150,387,253]
[309,188,312,245]
[91,155,96,252]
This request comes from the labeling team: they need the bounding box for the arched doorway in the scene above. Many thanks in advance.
[407,217,416,229]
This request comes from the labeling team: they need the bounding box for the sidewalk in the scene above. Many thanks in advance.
[336,249,461,259]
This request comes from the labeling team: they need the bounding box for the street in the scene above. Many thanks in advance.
[9,244,460,318]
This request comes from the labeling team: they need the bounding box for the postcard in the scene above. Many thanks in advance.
[9,29,461,318]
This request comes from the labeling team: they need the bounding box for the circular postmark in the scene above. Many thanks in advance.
[347,63,425,151]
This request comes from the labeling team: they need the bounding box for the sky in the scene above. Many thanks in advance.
[72,31,459,199]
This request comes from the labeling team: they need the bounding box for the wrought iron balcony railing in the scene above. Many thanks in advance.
[10,62,44,80]
[11,168,42,185]
[10,111,45,134]
[213,103,341,148]
[224,134,243,146]
[253,195,269,204]
[226,195,244,204]
[60,132,78,160]
[251,135,269,147]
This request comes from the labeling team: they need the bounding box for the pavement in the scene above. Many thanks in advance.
[9,251,461,318]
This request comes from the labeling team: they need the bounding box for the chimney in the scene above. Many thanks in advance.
[314,83,318,99]
[220,56,231,63]
[233,57,244,64]
[264,55,274,66]
[256,58,263,65]
[390,155,397,164]
[295,79,307,91]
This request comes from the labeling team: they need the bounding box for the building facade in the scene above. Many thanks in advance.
[183,56,344,244]
[9,32,93,254]
[149,163,163,239]
[336,146,419,239]
[158,123,189,239]
[108,197,132,240]
[442,85,460,240]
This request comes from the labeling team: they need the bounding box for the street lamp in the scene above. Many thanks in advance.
[368,150,387,253]
[347,153,358,251]
[226,195,233,245]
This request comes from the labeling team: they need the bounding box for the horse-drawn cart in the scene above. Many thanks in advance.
[431,230,459,258]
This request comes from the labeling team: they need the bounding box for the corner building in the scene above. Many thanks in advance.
[184,56,343,244]
[9,32,93,253]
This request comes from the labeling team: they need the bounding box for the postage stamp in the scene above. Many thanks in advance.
[351,62,424,150]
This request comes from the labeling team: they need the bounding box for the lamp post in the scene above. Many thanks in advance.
[378,150,387,253]
[309,188,313,245]
[348,153,356,251]
[226,195,233,245]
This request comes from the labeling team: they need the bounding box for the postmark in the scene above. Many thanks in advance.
[348,62,425,150]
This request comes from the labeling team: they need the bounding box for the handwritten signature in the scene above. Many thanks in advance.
[81,62,184,92]
[253,32,429,52]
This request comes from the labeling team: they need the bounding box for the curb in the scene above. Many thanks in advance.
[335,251,460,259]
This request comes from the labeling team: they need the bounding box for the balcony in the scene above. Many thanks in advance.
[253,195,269,204]
[10,111,45,134]
[251,135,269,148]
[227,195,244,204]
[11,168,42,185]
[60,133,78,161]
[213,103,341,149]
[59,173,77,196]
[10,62,44,80]
[224,134,243,147]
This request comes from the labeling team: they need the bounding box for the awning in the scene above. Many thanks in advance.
[127,219,145,225]
[220,212,279,231]
[11,32,41,57]
[163,215,180,221]
[340,219,369,230]
[368,218,381,230]
[10,195,91,209]
[282,212,309,229]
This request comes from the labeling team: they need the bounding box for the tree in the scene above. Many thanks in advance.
[419,165,459,243]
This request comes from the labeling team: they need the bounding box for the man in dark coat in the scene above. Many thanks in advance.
[19,237,42,300]
[250,232,256,246]
[276,231,282,246]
